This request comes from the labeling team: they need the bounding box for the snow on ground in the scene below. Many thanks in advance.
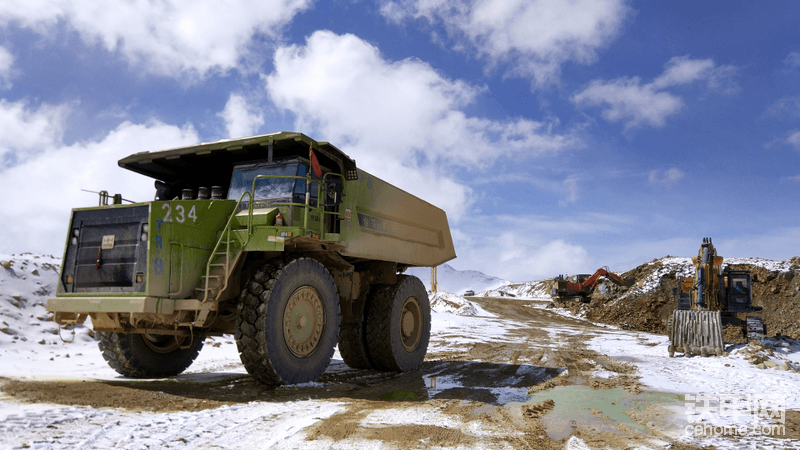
[589,332,800,406]
[3,254,800,449]
[481,280,552,300]
[617,257,694,301]
[427,293,527,357]
[0,398,348,450]
[429,291,496,317]
[0,258,535,449]
[589,330,800,448]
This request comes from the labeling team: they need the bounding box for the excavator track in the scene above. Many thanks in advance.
[667,310,724,357]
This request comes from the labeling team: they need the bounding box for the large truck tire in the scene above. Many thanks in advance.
[338,289,375,370]
[338,321,374,370]
[365,275,430,372]
[97,332,204,378]
[236,257,340,385]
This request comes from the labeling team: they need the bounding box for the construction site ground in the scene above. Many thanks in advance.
[1,295,799,449]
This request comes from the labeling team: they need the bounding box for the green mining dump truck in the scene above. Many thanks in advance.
[47,132,456,385]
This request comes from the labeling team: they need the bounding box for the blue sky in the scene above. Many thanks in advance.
[1,0,799,282]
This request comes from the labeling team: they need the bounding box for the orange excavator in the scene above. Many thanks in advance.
[551,267,629,302]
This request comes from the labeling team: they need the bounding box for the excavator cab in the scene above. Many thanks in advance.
[724,270,756,313]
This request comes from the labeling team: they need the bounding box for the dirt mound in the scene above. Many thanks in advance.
[558,256,800,339]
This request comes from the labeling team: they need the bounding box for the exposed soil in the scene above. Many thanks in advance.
[554,257,800,340]
[0,297,706,449]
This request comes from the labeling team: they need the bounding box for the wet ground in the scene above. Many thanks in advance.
[5,297,793,449]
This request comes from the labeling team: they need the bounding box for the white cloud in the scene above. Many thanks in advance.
[651,56,715,89]
[785,51,800,69]
[716,228,800,261]
[380,0,630,87]
[559,175,579,206]
[0,0,311,77]
[0,46,12,87]
[265,31,580,220]
[458,229,591,281]
[573,77,684,129]
[573,56,737,129]
[788,130,800,150]
[0,99,68,164]
[451,212,636,281]
[766,96,800,119]
[0,102,199,254]
[219,94,265,138]
[648,167,685,187]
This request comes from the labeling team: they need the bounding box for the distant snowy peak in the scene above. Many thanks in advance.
[405,263,509,296]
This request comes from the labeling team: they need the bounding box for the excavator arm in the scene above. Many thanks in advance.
[556,267,629,300]
[580,267,627,289]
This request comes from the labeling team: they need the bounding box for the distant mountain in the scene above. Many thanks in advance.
[405,263,510,295]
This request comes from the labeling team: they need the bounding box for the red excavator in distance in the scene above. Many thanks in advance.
[551,267,629,302]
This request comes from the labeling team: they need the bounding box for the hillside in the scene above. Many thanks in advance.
[488,255,800,340]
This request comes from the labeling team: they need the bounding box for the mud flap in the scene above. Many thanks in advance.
[667,310,724,357]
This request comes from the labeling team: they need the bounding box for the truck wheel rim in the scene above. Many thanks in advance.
[400,297,422,351]
[283,286,325,358]
[143,333,182,353]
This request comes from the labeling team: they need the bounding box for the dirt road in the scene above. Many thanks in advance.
[0,298,712,449]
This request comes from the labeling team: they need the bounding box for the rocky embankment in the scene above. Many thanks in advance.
[549,256,800,340]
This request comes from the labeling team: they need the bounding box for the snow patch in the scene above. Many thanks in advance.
[429,292,494,317]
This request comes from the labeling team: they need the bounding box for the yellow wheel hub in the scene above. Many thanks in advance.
[283,286,325,358]
[400,297,422,351]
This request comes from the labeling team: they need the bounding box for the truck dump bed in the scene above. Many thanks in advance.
[118,131,455,268]
[342,168,454,267]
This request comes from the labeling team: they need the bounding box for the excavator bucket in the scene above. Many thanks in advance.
[667,310,724,357]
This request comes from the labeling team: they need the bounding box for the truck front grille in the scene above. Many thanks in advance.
[61,205,149,293]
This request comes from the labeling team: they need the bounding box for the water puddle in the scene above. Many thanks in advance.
[525,385,681,439]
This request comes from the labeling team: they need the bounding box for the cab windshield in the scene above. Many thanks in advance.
[228,160,317,208]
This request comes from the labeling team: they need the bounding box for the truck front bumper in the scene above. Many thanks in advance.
[47,296,177,315]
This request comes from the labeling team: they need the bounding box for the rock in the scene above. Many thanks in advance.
[778,364,790,371]
[756,363,766,369]
[521,399,555,419]
[764,361,778,368]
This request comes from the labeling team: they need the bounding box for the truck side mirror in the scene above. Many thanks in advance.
[324,178,343,206]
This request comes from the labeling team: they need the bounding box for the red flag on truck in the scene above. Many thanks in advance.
[309,145,322,178]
